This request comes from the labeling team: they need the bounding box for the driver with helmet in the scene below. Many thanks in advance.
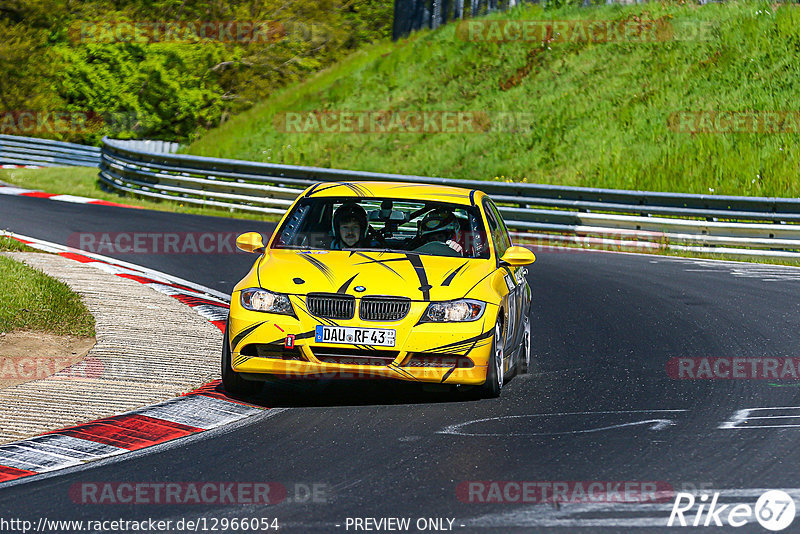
[414,208,464,256]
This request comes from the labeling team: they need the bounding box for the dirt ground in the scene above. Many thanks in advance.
[0,331,96,389]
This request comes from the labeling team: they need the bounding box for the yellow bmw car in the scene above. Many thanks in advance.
[223,181,535,398]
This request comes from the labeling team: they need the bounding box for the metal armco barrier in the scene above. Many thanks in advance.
[98,136,800,258]
[2,134,798,258]
[0,134,101,167]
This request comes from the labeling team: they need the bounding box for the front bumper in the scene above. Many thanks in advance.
[228,299,496,385]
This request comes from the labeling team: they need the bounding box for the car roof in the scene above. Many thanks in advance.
[303,181,484,206]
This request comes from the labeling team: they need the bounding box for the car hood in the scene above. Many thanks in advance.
[257,249,495,301]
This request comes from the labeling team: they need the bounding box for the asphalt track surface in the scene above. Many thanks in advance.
[2,194,800,533]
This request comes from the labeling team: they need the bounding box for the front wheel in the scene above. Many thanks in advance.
[221,321,262,396]
[479,320,504,398]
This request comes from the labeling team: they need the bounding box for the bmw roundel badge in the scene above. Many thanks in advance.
[354,286,366,292]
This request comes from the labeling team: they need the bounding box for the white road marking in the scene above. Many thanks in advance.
[438,410,687,437]
[720,406,800,429]
[465,488,800,528]
[681,259,800,282]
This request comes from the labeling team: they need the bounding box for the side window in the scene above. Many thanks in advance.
[483,199,510,259]
[491,201,513,251]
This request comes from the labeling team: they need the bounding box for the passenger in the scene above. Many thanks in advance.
[331,202,369,249]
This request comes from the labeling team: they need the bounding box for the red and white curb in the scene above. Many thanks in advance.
[0,232,263,485]
[1,165,41,169]
[0,185,138,209]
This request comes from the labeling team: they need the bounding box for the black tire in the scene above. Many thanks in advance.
[221,321,262,396]
[479,320,504,398]
[519,315,532,374]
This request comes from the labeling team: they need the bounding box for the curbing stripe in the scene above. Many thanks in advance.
[20,435,127,460]
[19,191,55,199]
[0,465,36,483]
[0,445,83,472]
[0,187,36,196]
[135,395,262,430]
[0,233,269,486]
[52,415,204,451]
[0,185,139,208]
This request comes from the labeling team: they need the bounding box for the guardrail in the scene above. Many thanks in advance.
[0,134,101,167]
[98,136,800,258]
[1,133,797,259]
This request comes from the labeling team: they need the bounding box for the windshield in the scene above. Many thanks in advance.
[272,197,490,259]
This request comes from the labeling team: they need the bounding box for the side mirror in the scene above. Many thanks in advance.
[236,232,265,254]
[500,246,536,266]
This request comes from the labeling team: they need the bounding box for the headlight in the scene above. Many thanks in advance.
[421,299,485,323]
[240,288,295,316]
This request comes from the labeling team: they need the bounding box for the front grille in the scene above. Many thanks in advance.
[404,353,474,368]
[312,347,399,366]
[359,297,411,321]
[241,343,305,361]
[306,293,355,319]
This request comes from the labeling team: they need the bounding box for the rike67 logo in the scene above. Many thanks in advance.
[669,490,795,531]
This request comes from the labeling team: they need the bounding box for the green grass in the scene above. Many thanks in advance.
[0,167,279,221]
[0,255,95,336]
[0,237,38,253]
[186,0,800,198]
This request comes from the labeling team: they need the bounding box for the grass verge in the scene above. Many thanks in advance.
[0,237,38,253]
[0,255,95,336]
[186,1,800,198]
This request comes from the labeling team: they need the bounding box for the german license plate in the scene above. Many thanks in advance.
[314,325,396,347]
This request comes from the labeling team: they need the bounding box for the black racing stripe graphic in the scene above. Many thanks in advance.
[309,182,371,197]
[337,274,358,294]
[463,270,495,298]
[389,363,418,381]
[232,355,251,367]
[298,253,335,284]
[405,254,431,301]
[255,251,267,289]
[424,327,494,353]
[353,252,404,278]
[231,321,267,350]
[294,329,316,340]
[342,182,371,197]
[305,183,322,197]
[442,261,468,287]
[460,319,486,358]
[307,182,346,195]
[441,366,457,383]
[294,298,339,327]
